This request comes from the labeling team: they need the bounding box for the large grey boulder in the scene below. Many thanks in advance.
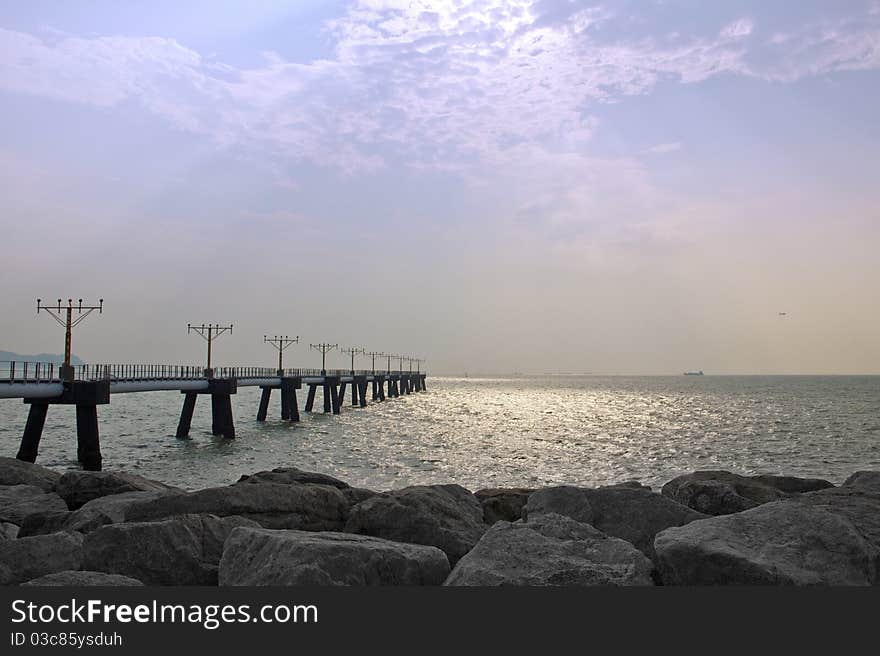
[654,501,876,585]
[524,485,706,562]
[219,527,450,586]
[796,486,880,571]
[18,491,169,537]
[0,484,68,525]
[445,513,654,586]
[0,457,61,492]
[474,488,534,524]
[237,467,350,490]
[82,514,259,585]
[22,571,144,586]
[122,483,349,531]
[0,531,84,585]
[842,471,880,493]
[55,470,182,510]
[661,470,834,516]
[345,484,486,565]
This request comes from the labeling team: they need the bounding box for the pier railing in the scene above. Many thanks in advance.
[2,361,427,384]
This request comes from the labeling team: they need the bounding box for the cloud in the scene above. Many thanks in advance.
[1,2,879,177]
[644,142,682,154]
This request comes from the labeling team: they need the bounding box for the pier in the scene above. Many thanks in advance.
[0,362,427,471]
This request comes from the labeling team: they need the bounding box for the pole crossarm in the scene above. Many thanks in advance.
[264,335,299,371]
[366,351,383,373]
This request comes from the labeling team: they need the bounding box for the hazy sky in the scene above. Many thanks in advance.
[1,0,879,374]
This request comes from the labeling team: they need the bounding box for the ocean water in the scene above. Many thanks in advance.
[1,375,878,492]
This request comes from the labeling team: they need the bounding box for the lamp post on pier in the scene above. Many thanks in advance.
[310,343,338,375]
[264,335,299,375]
[36,298,104,382]
[187,323,233,378]
[366,351,383,375]
[341,347,365,375]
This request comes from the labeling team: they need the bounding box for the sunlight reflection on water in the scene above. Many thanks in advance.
[1,375,878,491]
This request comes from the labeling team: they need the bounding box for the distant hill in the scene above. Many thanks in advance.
[0,350,85,365]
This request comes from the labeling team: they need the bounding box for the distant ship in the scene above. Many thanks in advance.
[683,370,704,376]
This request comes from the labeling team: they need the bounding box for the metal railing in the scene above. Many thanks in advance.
[0,361,59,383]
[2,361,428,384]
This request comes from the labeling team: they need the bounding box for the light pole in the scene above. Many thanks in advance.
[366,351,383,374]
[310,343,338,375]
[341,347,365,374]
[187,323,233,377]
[36,298,103,382]
[264,335,299,375]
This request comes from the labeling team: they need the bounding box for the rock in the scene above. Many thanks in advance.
[219,527,450,586]
[0,457,61,492]
[343,488,378,506]
[603,481,652,491]
[238,467,350,489]
[796,487,880,568]
[18,491,168,537]
[445,513,654,586]
[345,484,486,565]
[22,571,144,586]
[0,531,84,585]
[842,471,880,493]
[123,483,349,531]
[474,488,534,524]
[55,470,182,510]
[523,486,593,524]
[654,501,876,585]
[524,485,705,562]
[0,484,68,525]
[82,514,260,585]
[1,522,20,540]
[661,470,833,516]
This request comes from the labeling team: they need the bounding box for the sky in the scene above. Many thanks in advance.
[1,0,879,375]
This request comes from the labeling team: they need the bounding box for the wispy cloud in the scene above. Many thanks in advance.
[2,3,879,177]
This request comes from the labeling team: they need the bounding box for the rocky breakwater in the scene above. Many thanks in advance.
[0,457,878,586]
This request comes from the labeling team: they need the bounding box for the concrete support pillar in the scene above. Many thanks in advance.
[290,388,300,422]
[76,404,102,471]
[258,387,272,421]
[377,378,386,401]
[371,380,378,401]
[359,381,368,407]
[17,403,49,463]
[351,380,359,406]
[330,382,341,415]
[281,378,299,422]
[305,384,317,412]
[323,383,332,413]
[211,394,235,439]
[176,392,197,438]
[338,383,347,406]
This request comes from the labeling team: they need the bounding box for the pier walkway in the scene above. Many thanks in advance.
[0,361,427,471]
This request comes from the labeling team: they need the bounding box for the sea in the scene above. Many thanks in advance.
[1,375,878,492]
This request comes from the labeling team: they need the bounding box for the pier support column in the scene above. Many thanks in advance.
[76,404,102,471]
[351,380,359,407]
[291,388,300,422]
[338,383,347,406]
[358,380,368,407]
[258,387,272,421]
[377,378,385,401]
[281,378,300,422]
[305,384,317,412]
[371,380,378,401]
[329,378,341,415]
[17,403,49,463]
[322,382,332,413]
[211,394,235,439]
[176,392,197,438]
